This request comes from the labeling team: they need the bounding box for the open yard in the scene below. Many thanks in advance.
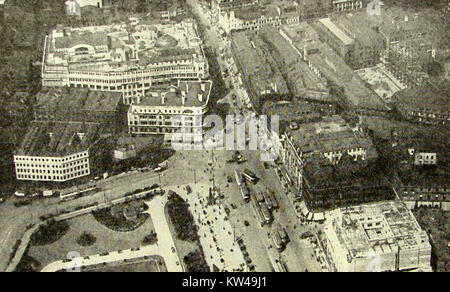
[356,65,406,103]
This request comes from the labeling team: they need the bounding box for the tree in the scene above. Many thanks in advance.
[76,232,97,247]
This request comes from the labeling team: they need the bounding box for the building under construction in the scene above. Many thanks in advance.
[324,201,432,272]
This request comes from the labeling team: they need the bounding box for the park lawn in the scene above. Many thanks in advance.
[27,212,155,269]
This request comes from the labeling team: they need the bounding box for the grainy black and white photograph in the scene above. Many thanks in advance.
[0,0,448,279]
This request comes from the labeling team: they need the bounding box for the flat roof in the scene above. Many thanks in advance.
[46,20,205,72]
[326,201,431,259]
[288,115,377,157]
[136,81,212,107]
[35,87,122,112]
[55,31,109,50]
[15,122,102,157]
[318,18,354,46]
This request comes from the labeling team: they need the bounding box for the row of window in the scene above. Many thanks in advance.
[16,164,89,174]
[15,153,88,163]
[17,170,89,181]
[16,158,89,168]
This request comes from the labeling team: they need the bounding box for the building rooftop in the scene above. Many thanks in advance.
[318,18,354,46]
[46,20,205,72]
[15,122,102,157]
[232,1,298,22]
[55,30,109,50]
[35,87,122,112]
[136,80,212,107]
[330,13,382,48]
[259,26,328,94]
[282,22,385,110]
[392,83,450,113]
[288,115,377,158]
[231,31,289,98]
[326,201,431,259]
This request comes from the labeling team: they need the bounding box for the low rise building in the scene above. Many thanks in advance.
[324,201,432,272]
[400,185,450,211]
[13,122,101,182]
[114,145,137,161]
[127,80,212,141]
[34,87,122,125]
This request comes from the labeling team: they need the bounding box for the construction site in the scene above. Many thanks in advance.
[323,201,432,272]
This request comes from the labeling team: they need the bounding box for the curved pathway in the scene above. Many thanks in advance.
[41,195,182,272]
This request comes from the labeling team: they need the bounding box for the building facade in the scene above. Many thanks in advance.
[218,6,299,34]
[128,80,212,141]
[13,122,100,182]
[212,0,259,13]
[332,0,364,12]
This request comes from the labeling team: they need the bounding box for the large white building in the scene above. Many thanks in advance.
[42,20,208,104]
[14,122,101,182]
[127,80,212,140]
[324,201,432,272]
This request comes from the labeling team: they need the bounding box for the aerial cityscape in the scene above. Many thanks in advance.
[0,0,448,276]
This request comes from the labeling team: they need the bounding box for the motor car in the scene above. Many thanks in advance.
[15,191,26,197]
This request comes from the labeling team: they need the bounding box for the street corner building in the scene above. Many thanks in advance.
[13,122,102,182]
[127,80,212,141]
[41,19,209,105]
[324,201,432,272]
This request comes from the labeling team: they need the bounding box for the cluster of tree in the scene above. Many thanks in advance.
[167,193,199,242]
[76,232,97,247]
[183,250,210,272]
[413,208,449,272]
[30,220,70,246]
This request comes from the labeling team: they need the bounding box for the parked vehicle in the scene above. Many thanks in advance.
[43,190,54,197]
[14,191,26,197]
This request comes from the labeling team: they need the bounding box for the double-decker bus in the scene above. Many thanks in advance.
[262,192,273,210]
[260,202,273,224]
[272,232,285,252]
[240,182,250,202]
[254,192,265,203]
[242,169,258,183]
